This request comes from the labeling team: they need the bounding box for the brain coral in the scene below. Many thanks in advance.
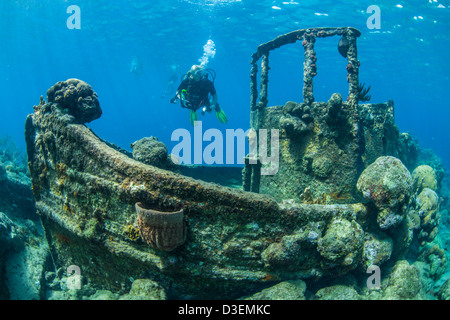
[131,137,169,169]
[357,156,413,229]
[415,187,440,245]
[412,165,438,192]
[46,78,102,124]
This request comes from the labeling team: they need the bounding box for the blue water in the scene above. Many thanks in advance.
[1,0,449,167]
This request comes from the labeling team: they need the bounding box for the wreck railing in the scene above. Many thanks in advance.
[244,27,362,193]
[249,27,362,130]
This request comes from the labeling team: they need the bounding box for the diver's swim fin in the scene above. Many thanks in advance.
[215,107,228,124]
[189,110,198,126]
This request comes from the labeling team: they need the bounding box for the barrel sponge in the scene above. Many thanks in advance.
[135,202,186,252]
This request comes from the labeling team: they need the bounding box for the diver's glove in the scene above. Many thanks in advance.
[170,97,178,104]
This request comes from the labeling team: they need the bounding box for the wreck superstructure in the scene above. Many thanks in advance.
[24,28,441,299]
[244,27,414,204]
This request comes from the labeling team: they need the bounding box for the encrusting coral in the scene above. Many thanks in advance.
[123,224,140,242]
[317,218,364,268]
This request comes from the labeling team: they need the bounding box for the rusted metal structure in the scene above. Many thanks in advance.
[244,27,362,193]
[249,27,362,130]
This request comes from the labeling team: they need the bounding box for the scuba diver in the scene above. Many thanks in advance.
[162,64,179,99]
[170,65,228,126]
[129,56,143,75]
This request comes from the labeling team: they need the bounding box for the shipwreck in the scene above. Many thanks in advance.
[25,27,442,299]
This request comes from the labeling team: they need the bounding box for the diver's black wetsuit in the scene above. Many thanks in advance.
[177,78,216,111]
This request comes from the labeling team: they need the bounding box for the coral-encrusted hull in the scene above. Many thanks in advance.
[25,76,436,298]
[24,80,372,298]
